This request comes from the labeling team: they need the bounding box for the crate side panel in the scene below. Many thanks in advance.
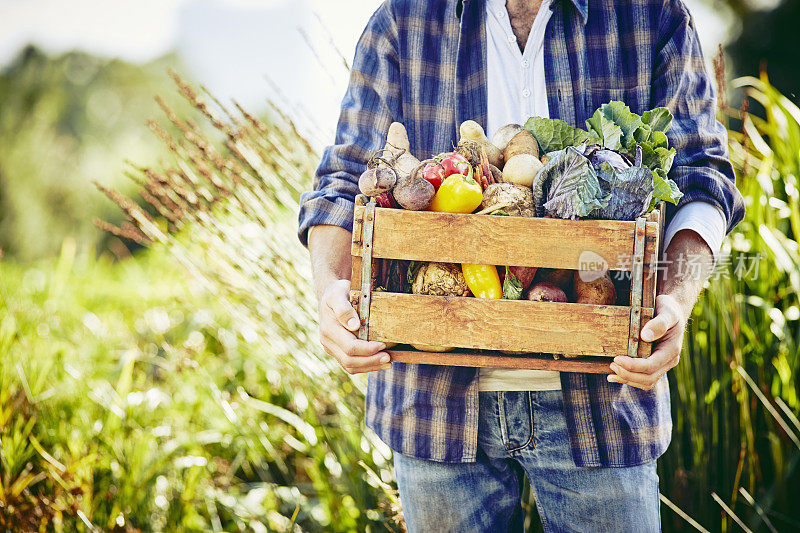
[357,208,657,270]
[366,293,651,357]
[642,212,663,309]
[351,205,364,294]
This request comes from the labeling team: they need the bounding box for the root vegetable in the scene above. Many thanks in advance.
[460,120,503,168]
[454,139,482,168]
[492,123,522,152]
[503,129,540,161]
[409,262,469,353]
[393,174,435,210]
[479,183,534,217]
[509,266,537,290]
[527,282,568,302]
[374,191,396,208]
[387,121,410,151]
[358,166,397,197]
[573,271,617,305]
[384,122,421,177]
[502,154,544,187]
[411,262,471,297]
[535,268,574,291]
[488,164,503,183]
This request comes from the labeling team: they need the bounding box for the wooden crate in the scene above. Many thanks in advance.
[350,194,665,374]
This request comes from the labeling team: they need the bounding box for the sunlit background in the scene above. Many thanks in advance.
[1,0,382,143]
[1,0,799,531]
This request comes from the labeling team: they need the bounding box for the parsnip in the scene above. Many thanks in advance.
[384,122,420,177]
[460,120,503,168]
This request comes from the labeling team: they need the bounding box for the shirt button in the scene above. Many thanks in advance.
[521,59,530,69]
[507,35,515,43]
[497,9,504,16]
[522,88,531,98]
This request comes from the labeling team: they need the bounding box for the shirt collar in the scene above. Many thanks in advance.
[471,0,588,25]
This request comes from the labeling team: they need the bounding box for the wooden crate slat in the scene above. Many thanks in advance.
[641,205,662,309]
[388,349,613,374]
[357,292,653,358]
[352,206,659,271]
[351,200,364,289]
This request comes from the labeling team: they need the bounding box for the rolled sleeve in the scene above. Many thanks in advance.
[651,0,745,235]
[297,4,401,246]
[663,201,726,262]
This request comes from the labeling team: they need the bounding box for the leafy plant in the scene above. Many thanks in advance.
[658,69,800,533]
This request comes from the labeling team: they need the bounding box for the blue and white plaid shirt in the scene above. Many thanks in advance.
[298,0,745,466]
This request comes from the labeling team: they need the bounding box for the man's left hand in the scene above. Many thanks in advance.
[606,229,714,391]
[608,294,686,390]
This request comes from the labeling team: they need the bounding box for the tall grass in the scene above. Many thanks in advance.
[1,72,402,530]
[659,71,800,532]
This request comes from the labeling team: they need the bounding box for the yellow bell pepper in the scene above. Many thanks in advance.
[428,169,483,214]
[461,264,502,299]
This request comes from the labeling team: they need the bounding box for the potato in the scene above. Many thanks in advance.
[503,129,540,162]
[502,154,543,187]
[573,271,617,305]
[460,120,503,168]
[527,282,568,303]
[492,123,522,152]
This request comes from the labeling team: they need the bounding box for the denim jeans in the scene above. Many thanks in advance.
[393,390,661,532]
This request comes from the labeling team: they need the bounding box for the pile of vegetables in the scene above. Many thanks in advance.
[357,101,681,353]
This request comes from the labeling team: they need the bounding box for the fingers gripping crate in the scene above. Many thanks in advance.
[350,194,665,374]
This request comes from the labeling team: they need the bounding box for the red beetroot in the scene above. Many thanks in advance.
[527,282,568,303]
[374,191,397,208]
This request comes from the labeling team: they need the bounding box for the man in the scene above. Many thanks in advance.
[298,0,744,530]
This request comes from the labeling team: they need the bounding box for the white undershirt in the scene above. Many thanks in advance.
[480,0,563,391]
[478,0,726,391]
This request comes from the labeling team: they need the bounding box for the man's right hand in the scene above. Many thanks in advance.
[319,279,391,374]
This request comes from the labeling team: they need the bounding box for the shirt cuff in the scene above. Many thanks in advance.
[662,201,726,262]
[297,191,357,246]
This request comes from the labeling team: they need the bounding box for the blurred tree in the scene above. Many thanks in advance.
[0,45,188,260]
[721,0,800,103]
